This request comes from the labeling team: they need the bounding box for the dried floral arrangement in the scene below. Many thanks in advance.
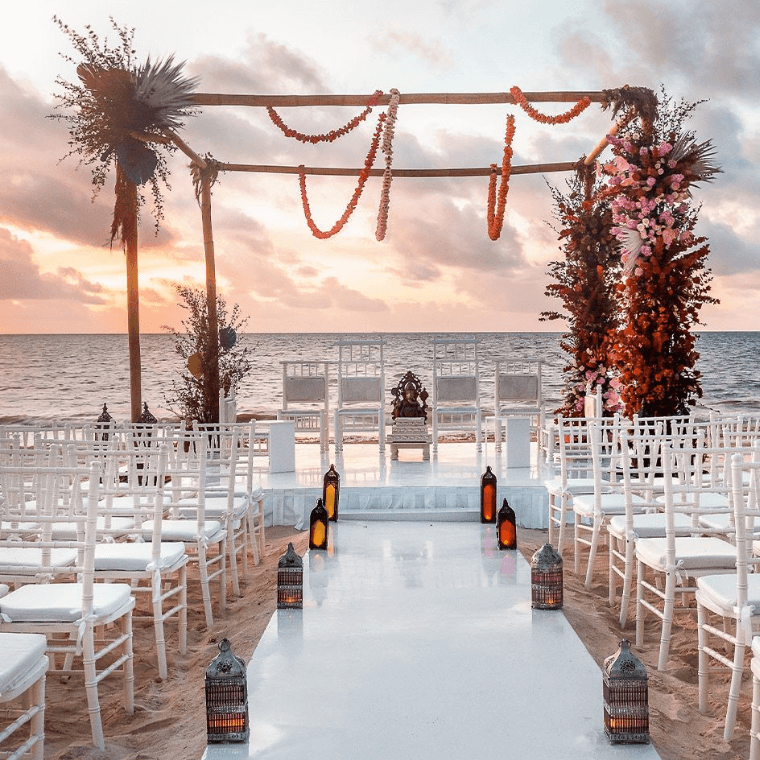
[50,16,198,241]
[598,88,720,416]
[542,161,622,416]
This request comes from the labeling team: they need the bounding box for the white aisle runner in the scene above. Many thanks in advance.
[202,522,661,760]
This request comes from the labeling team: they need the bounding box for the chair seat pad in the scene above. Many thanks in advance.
[107,494,173,511]
[752,636,760,660]
[636,536,737,571]
[572,492,646,517]
[0,632,48,694]
[701,512,760,532]
[1,521,40,533]
[178,495,248,519]
[0,547,78,568]
[608,512,694,539]
[51,516,135,540]
[0,582,133,622]
[94,542,187,571]
[655,492,730,509]
[144,519,224,542]
[697,573,760,612]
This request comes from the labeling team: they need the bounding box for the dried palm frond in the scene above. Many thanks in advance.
[133,56,199,132]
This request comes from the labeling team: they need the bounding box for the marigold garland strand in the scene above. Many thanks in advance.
[486,114,515,240]
[375,88,400,241]
[510,85,591,124]
[267,90,383,144]
[299,111,386,239]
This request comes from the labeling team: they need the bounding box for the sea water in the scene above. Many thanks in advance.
[0,332,757,424]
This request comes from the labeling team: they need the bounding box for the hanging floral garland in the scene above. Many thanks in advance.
[299,111,386,239]
[375,88,400,241]
[509,86,591,124]
[267,90,383,144]
[486,114,516,241]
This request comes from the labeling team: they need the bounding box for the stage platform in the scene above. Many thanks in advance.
[201,521,660,760]
[254,440,557,530]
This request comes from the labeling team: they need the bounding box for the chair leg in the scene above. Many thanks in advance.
[636,558,645,647]
[123,610,134,715]
[82,626,105,750]
[179,564,188,655]
[227,529,241,597]
[618,540,635,629]
[697,602,709,714]
[152,580,168,681]
[197,546,214,628]
[584,517,603,589]
[724,623,746,741]
[657,571,677,670]
[751,669,760,760]
[556,493,570,556]
[30,672,46,760]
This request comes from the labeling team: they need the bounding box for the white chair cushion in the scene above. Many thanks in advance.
[0,632,48,694]
[753,635,760,660]
[1,521,40,533]
[697,573,760,612]
[0,547,78,567]
[51,516,135,540]
[608,512,694,539]
[700,512,760,533]
[0,584,8,598]
[544,477,615,496]
[572,492,646,517]
[655,492,730,509]
[178,495,248,519]
[0,582,133,622]
[94,542,186,571]
[106,494,173,511]
[144,519,223,542]
[636,536,737,571]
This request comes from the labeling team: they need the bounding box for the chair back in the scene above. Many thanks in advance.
[281,361,329,410]
[432,338,480,407]
[336,339,385,409]
[730,445,760,614]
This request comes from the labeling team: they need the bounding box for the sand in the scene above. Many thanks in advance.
[23,525,751,760]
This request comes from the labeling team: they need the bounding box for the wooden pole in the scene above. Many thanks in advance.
[200,170,220,423]
[215,161,579,177]
[191,91,607,108]
[123,173,142,422]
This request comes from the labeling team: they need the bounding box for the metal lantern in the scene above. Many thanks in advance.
[530,543,563,609]
[603,639,649,744]
[309,498,329,551]
[139,402,157,425]
[496,498,517,550]
[323,464,340,522]
[277,542,303,609]
[480,466,497,523]
[96,403,113,442]
[205,638,249,743]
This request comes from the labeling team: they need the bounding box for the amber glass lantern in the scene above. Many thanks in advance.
[530,543,563,609]
[309,499,329,550]
[323,464,340,522]
[603,639,649,744]
[277,542,303,609]
[480,466,497,523]
[496,498,517,550]
[205,638,249,743]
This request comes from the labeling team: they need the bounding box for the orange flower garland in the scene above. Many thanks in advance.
[299,112,386,239]
[486,114,515,241]
[267,90,383,144]
[510,85,591,124]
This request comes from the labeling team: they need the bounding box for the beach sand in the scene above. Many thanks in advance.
[29,526,750,760]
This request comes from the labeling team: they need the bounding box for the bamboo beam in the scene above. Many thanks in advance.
[191,91,607,108]
[216,161,578,177]
[584,110,635,165]
[164,128,207,168]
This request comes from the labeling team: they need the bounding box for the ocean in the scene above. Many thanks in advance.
[0,332,758,424]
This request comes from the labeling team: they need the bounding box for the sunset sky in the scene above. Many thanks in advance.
[0,0,758,334]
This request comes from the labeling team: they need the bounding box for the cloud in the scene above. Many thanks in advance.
[0,227,106,303]
[368,32,454,70]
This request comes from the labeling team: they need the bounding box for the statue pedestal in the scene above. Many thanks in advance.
[388,418,431,461]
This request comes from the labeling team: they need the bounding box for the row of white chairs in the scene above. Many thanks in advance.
[546,411,760,746]
[0,421,266,752]
[278,337,544,455]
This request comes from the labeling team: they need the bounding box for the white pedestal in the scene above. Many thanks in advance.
[269,420,296,473]
[504,417,530,468]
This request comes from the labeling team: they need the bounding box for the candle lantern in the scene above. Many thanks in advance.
[277,542,303,609]
[139,402,157,425]
[205,638,249,743]
[96,403,113,442]
[309,498,329,550]
[530,543,563,609]
[496,498,517,550]
[603,639,649,744]
[480,466,497,523]
[323,464,340,522]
